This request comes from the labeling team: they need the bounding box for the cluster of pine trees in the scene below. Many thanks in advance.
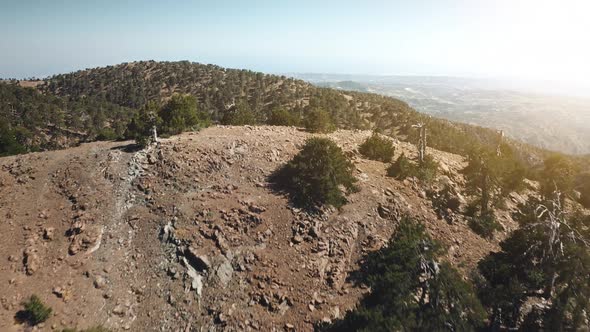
[279,133,590,330]
[0,83,133,156]
[321,135,590,330]
[40,61,544,162]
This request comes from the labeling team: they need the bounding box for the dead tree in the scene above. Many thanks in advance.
[531,189,590,297]
[496,130,504,157]
[412,123,427,163]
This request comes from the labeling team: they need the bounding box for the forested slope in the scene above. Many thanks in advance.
[35,61,545,162]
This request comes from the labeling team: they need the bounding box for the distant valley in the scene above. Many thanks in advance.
[291,74,590,154]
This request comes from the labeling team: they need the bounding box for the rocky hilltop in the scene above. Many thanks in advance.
[0,126,532,331]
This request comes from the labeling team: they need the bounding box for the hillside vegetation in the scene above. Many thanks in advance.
[33,62,538,158]
[0,83,133,156]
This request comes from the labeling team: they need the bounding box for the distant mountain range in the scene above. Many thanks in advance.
[290,74,590,155]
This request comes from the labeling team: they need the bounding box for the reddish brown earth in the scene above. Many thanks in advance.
[0,126,526,331]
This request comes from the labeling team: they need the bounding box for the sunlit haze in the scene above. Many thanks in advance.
[1,0,589,95]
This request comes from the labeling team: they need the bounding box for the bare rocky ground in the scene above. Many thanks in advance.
[0,126,529,331]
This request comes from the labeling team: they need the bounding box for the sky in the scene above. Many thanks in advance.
[1,0,589,94]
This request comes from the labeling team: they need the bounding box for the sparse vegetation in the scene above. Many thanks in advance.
[358,133,395,162]
[429,184,462,221]
[271,137,357,208]
[62,326,112,332]
[18,295,52,325]
[468,212,502,239]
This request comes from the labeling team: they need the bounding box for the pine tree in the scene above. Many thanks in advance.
[126,101,162,147]
[478,195,590,330]
[303,107,335,133]
[461,144,525,237]
[322,218,485,331]
[271,137,356,208]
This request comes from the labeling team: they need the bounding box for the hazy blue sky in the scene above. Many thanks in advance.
[1,0,589,89]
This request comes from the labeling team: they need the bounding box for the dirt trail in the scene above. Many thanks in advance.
[0,126,511,331]
[0,141,147,331]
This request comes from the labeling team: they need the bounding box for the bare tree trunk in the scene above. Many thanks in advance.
[482,173,490,214]
[413,123,427,163]
[496,130,504,157]
[152,125,158,144]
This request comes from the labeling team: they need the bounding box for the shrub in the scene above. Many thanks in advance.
[96,127,119,141]
[358,133,395,162]
[267,108,299,126]
[468,212,502,239]
[387,153,438,183]
[221,99,257,125]
[19,295,52,325]
[387,153,414,179]
[0,122,27,156]
[303,108,335,133]
[271,137,357,208]
[416,155,439,183]
[160,94,210,134]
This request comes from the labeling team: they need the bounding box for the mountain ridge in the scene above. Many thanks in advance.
[2,61,552,166]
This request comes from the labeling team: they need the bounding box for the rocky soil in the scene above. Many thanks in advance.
[0,126,529,331]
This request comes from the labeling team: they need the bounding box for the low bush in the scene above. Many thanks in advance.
[387,153,438,183]
[271,137,357,208]
[358,133,395,162]
[267,108,299,126]
[468,212,502,239]
[415,155,439,183]
[387,153,414,179]
[221,99,257,125]
[19,295,52,325]
[96,127,119,141]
